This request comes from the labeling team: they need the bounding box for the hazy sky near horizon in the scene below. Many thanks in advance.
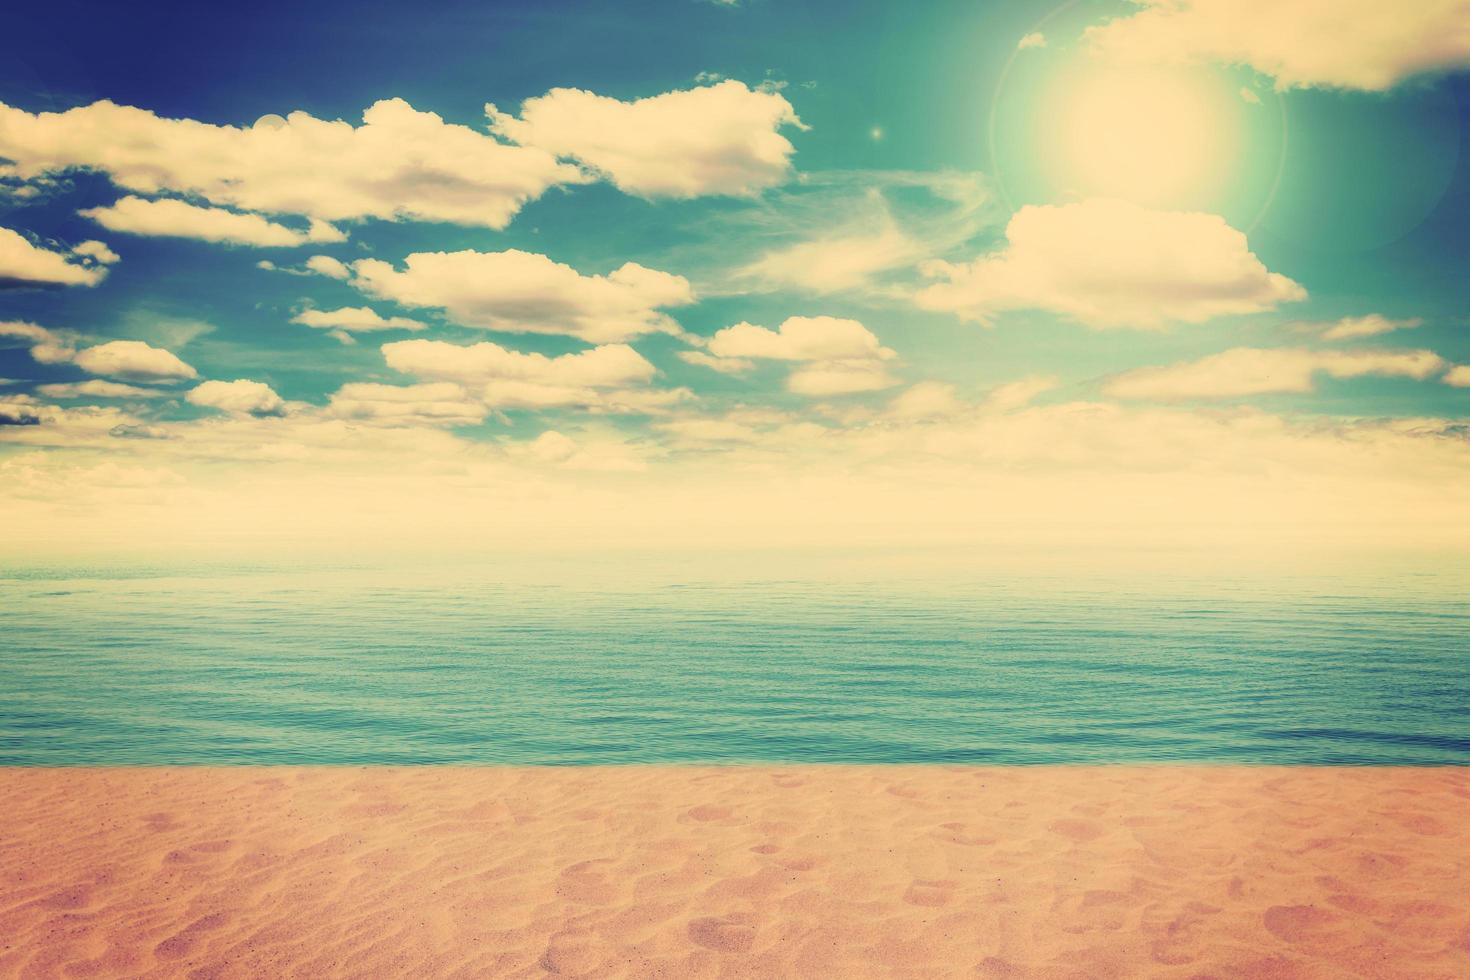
[1,0,1469,559]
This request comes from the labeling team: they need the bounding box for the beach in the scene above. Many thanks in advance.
[2,766,1468,978]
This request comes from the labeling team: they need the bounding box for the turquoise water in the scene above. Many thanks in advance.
[2,557,1469,765]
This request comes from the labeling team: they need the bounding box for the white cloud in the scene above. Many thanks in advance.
[292,307,425,333]
[1104,347,1448,399]
[1239,87,1262,104]
[0,98,585,228]
[693,316,899,396]
[326,382,487,426]
[383,338,656,388]
[1018,32,1047,50]
[0,227,116,287]
[1444,365,1470,388]
[350,249,694,342]
[707,316,895,362]
[984,374,1060,412]
[0,321,79,366]
[916,198,1305,329]
[886,381,965,421]
[37,380,169,399]
[187,379,286,416]
[788,359,899,396]
[724,171,992,297]
[1316,314,1423,342]
[1086,0,1470,91]
[73,340,197,382]
[677,350,755,375]
[81,196,345,247]
[306,255,351,279]
[487,80,804,198]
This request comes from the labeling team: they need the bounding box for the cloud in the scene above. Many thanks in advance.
[383,338,655,387]
[350,249,694,342]
[1086,0,1470,91]
[886,381,965,421]
[487,80,804,198]
[984,374,1060,412]
[0,321,84,371]
[0,227,117,288]
[187,379,286,416]
[916,198,1305,329]
[37,380,169,399]
[1104,347,1448,399]
[1315,314,1423,341]
[0,98,586,228]
[693,316,899,396]
[326,382,488,426]
[306,255,351,279]
[1445,366,1470,388]
[708,316,895,362]
[677,350,755,375]
[73,340,197,382]
[292,307,426,333]
[1239,87,1262,104]
[788,359,899,396]
[0,404,41,426]
[81,196,345,247]
[1018,32,1047,50]
[724,171,992,296]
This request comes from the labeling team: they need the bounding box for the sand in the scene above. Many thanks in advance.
[1,767,1468,979]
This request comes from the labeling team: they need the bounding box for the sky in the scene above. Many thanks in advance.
[1,0,1469,562]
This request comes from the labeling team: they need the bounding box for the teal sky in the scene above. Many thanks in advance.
[1,0,1468,559]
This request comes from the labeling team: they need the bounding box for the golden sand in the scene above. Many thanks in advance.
[2,767,1468,978]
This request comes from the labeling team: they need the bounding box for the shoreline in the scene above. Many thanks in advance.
[3,766,1468,977]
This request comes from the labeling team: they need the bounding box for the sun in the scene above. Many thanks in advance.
[1039,63,1239,208]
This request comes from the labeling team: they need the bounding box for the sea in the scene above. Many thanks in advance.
[3,551,1469,765]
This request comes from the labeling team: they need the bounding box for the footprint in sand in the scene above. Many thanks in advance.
[1048,818,1104,842]
[555,859,620,905]
[143,812,181,833]
[540,929,605,976]
[750,843,781,854]
[885,785,920,800]
[903,878,957,907]
[36,884,95,910]
[1261,904,1340,944]
[686,804,733,822]
[771,774,805,789]
[154,912,231,960]
[688,915,756,953]
[934,822,996,847]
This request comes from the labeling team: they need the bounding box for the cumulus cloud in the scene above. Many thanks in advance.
[81,196,345,247]
[487,80,804,198]
[0,320,75,364]
[1444,366,1470,388]
[306,255,351,279]
[292,307,425,333]
[326,382,488,426]
[708,316,895,362]
[0,227,117,288]
[380,337,686,413]
[916,198,1305,329]
[1104,347,1448,399]
[72,340,197,382]
[1314,314,1423,342]
[1086,0,1470,91]
[349,249,694,342]
[187,379,286,416]
[691,316,899,396]
[0,98,585,228]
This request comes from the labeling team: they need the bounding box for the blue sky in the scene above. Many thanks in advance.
[1,0,1469,559]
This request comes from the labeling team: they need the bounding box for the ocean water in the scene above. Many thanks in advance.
[2,555,1469,765]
